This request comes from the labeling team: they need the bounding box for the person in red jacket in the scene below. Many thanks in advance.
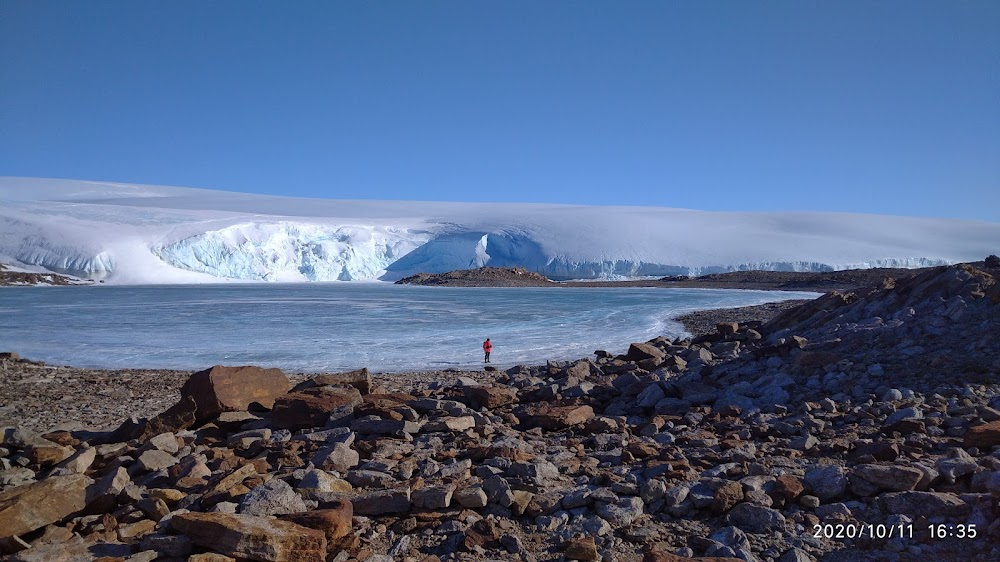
[483,338,492,364]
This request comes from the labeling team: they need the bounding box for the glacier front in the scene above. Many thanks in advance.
[1,177,997,284]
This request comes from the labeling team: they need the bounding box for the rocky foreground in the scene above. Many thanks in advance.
[3,263,1000,562]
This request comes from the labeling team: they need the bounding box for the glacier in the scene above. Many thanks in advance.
[0,176,997,284]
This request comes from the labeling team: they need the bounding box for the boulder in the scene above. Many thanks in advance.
[725,503,786,533]
[140,396,199,438]
[239,478,308,516]
[85,466,130,513]
[595,496,644,526]
[964,420,1000,449]
[351,418,420,435]
[313,442,359,471]
[717,322,739,335]
[518,404,595,430]
[626,343,666,362]
[564,536,600,561]
[413,485,455,510]
[171,512,326,562]
[280,501,353,545]
[26,442,73,467]
[352,488,412,515]
[137,449,178,472]
[0,474,89,538]
[271,386,362,430]
[881,491,969,518]
[455,486,489,508]
[462,385,518,409]
[53,447,96,474]
[183,365,290,421]
[849,464,925,496]
[803,465,848,501]
[296,368,372,395]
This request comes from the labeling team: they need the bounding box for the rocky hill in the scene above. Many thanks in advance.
[395,267,556,287]
[0,263,91,287]
[2,263,1000,561]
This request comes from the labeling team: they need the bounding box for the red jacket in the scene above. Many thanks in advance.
[483,340,492,352]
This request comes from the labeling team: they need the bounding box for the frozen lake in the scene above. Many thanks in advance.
[1,284,817,372]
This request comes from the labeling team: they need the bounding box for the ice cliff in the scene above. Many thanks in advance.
[0,177,996,284]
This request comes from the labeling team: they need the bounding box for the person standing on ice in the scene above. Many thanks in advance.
[483,338,492,364]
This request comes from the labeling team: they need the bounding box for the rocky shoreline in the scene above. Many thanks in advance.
[2,263,1000,562]
[393,265,941,293]
[0,264,91,287]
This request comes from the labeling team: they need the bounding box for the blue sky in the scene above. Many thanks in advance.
[1,1,998,221]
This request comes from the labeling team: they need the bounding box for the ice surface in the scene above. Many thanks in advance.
[0,284,819,372]
[1,177,997,284]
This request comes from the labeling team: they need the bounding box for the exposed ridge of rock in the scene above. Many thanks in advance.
[395,266,556,287]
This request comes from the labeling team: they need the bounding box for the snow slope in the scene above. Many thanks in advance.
[1,177,997,284]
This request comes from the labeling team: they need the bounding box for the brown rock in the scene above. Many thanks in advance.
[0,474,89,538]
[271,386,363,430]
[202,463,258,506]
[964,420,1000,449]
[716,322,739,335]
[26,442,73,467]
[171,512,326,562]
[141,396,200,439]
[849,464,924,496]
[280,501,353,545]
[851,441,900,461]
[462,385,518,409]
[183,365,290,422]
[768,474,804,506]
[308,368,373,395]
[519,404,595,430]
[117,518,157,541]
[564,536,599,561]
[626,343,666,362]
[711,481,744,514]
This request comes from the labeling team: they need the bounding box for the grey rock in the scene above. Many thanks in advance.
[885,406,923,427]
[347,469,395,488]
[136,449,177,472]
[237,478,307,516]
[455,486,488,508]
[146,432,180,454]
[595,495,644,526]
[313,442,359,471]
[140,534,192,558]
[804,465,848,501]
[881,491,969,518]
[637,384,666,408]
[353,488,411,515]
[412,484,454,509]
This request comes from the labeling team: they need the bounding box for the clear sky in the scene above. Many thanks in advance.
[1,1,998,222]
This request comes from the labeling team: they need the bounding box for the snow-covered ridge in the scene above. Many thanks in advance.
[1,177,997,284]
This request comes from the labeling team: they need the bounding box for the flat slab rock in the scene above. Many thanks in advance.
[171,511,327,562]
[0,473,89,538]
[518,404,595,430]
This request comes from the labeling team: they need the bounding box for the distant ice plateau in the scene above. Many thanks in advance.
[1,177,997,284]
